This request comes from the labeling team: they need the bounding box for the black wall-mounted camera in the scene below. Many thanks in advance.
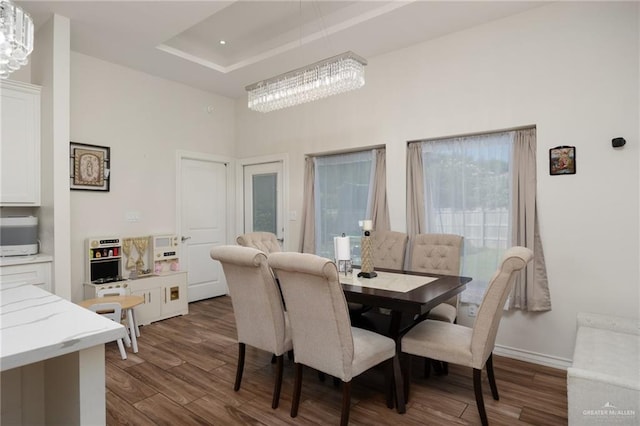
[612,137,626,148]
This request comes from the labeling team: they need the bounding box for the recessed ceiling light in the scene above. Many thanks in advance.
[219,40,226,45]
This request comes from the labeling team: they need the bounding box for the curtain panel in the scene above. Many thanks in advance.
[371,149,390,231]
[300,157,316,253]
[510,128,551,311]
[406,143,426,236]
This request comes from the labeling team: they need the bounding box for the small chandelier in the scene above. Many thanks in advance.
[246,51,367,113]
[0,0,34,79]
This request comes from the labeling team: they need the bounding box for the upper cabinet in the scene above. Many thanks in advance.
[1,80,41,206]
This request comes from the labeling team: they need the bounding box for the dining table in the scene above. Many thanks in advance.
[341,267,472,342]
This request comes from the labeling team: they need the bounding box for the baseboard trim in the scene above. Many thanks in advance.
[494,344,572,370]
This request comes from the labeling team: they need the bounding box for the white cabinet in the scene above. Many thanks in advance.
[129,272,188,326]
[0,80,41,206]
[0,256,52,292]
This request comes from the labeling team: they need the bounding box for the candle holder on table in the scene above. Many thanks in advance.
[357,220,377,279]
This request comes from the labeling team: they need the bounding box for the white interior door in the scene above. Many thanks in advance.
[179,156,229,302]
[243,162,284,243]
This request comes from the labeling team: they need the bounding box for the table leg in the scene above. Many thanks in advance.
[131,309,140,337]
[127,309,138,353]
[388,310,403,341]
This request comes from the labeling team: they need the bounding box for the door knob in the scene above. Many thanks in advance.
[181,236,191,242]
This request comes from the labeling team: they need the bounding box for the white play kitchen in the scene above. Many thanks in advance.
[83,234,188,325]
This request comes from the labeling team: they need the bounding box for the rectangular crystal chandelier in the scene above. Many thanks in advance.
[246,51,367,113]
[0,0,34,79]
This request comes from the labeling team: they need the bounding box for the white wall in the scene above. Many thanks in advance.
[69,53,236,302]
[235,2,639,362]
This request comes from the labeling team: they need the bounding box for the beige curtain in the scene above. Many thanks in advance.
[510,128,551,311]
[370,149,390,231]
[406,143,426,236]
[299,157,316,253]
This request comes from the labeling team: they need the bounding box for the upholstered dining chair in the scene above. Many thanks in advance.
[371,230,409,270]
[409,233,464,374]
[401,246,533,426]
[209,245,292,409]
[88,302,130,360]
[409,233,464,323]
[268,252,405,425]
[236,231,282,254]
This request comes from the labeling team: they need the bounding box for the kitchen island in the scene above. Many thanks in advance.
[1,282,126,425]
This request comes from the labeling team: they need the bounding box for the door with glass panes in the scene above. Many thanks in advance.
[243,162,284,246]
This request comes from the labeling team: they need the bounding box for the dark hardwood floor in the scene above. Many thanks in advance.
[105,296,568,425]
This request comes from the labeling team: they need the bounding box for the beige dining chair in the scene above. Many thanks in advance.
[210,245,293,409]
[236,231,282,254]
[401,246,533,426]
[409,233,463,374]
[88,302,130,360]
[268,252,405,425]
[409,233,464,323]
[371,230,409,270]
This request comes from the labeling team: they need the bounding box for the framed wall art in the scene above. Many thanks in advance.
[70,142,110,191]
[549,145,576,175]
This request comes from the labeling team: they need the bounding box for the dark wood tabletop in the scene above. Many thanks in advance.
[341,267,472,340]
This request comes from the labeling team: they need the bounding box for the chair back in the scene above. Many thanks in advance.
[97,287,126,297]
[371,230,408,270]
[236,232,281,254]
[88,302,123,323]
[210,245,289,356]
[409,233,463,275]
[471,246,533,367]
[268,252,355,381]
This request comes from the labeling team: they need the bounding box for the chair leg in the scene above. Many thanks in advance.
[340,380,352,426]
[288,349,294,360]
[291,363,303,418]
[122,330,132,348]
[473,368,489,426]
[272,355,284,409]
[402,353,412,403]
[116,338,127,360]
[234,343,245,392]
[384,358,394,408]
[486,353,499,400]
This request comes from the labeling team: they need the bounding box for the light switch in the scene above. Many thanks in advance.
[289,210,297,221]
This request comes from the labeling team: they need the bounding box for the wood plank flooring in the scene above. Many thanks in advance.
[105,296,568,425]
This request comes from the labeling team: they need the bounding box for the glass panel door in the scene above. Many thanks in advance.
[243,162,284,241]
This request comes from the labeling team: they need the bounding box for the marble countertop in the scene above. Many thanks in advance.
[0,283,126,371]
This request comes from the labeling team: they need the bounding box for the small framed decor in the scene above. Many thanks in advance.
[549,146,576,175]
[70,142,110,191]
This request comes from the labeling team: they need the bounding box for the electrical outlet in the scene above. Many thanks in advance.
[125,211,141,222]
[468,304,478,317]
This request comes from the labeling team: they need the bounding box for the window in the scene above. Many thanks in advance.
[314,150,375,263]
[420,131,514,304]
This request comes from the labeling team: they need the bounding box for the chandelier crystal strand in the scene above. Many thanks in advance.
[0,0,34,79]
[246,51,366,113]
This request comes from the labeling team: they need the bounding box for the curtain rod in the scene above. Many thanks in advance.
[306,144,385,158]
[406,124,536,145]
